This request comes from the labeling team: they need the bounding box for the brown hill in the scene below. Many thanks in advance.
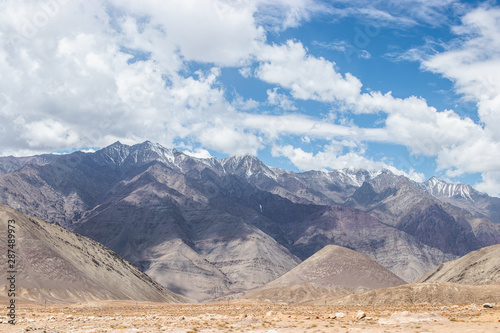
[241,245,406,303]
[0,205,190,303]
[414,244,500,285]
[257,245,406,290]
[313,281,500,305]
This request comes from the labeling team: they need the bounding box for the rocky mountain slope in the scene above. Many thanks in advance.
[0,205,189,303]
[0,141,499,301]
[414,244,500,285]
[0,154,58,175]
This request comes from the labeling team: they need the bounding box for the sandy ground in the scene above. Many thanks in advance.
[1,300,499,332]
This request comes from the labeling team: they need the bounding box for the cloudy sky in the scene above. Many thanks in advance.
[1,0,500,196]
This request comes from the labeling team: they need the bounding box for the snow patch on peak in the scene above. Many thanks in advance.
[331,168,383,187]
[222,155,278,180]
[424,177,476,201]
[98,141,131,165]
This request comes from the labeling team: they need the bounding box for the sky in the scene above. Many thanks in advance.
[1,0,500,196]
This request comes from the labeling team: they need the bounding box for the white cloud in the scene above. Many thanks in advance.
[183,148,213,159]
[256,41,363,103]
[404,6,500,195]
[23,119,79,148]
[254,0,327,31]
[109,0,266,66]
[323,0,460,27]
[197,126,262,156]
[1,0,500,196]
[242,113,358,141]
[272,143,425,182]
[475,171,500,197]
[238,67,252,78]
[420,7,500,139]
[266,88,296,110]
[231,95,260,111]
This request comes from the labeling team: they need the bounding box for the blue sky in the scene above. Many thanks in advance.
[1,0,500,195]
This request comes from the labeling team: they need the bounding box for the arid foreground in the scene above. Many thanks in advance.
[1,300,498,333]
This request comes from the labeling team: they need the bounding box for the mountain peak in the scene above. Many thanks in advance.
[96,141,131,165]
[424,177,477,201]
[257,245,406,290]
[222,154,277,179]
[110,140,124,147]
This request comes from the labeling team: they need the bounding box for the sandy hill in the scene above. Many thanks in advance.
[0,205,190,303]
[311,281,500,305]
[414,244,500,285]
[241,245,406,303]
[256,245,406,290]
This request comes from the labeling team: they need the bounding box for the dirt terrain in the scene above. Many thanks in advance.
[1,300,498,332]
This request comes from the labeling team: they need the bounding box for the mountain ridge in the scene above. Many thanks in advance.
[1,141,499,301]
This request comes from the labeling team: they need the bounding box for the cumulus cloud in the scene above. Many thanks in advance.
[408,6,500,195]
[256,41,363,103]
[266,88,296,110]
[271,143,425,182]
[1,0,500,196]
[420,7,500,138]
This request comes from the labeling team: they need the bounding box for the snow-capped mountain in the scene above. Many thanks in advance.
[423,176,500,224]
[0,141,499,301]
[424,177,477,201]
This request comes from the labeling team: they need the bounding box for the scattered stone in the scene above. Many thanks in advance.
[356,311,366,320]
[66,315,73,320]
[335,312,345,318]
[482,303,494,308]
[326,314,337,319]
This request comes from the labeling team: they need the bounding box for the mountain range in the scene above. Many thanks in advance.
[1,141,499,301]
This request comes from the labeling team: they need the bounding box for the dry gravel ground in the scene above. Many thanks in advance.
[1,300,499,332]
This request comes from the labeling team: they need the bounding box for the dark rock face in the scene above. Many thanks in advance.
[0,141,499,300]
[397,202,482,256]
[0,154,59,175]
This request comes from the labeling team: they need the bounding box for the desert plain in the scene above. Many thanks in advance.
[1,300,499,333]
